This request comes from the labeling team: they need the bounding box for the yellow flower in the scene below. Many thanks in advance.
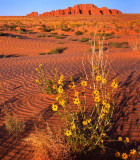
[73,98,80,105]
[103,109,109,114]
[56,95,61,101]
[39,64,42,67]
[59,99,65,106]
[60,75,64,80]
[71,123,76,130]
[87,118,91,123]
[36,79,39,83]
[35,68,38,71]
[102,99,107,105]
[58,86,63,94]
[130,149,136,155]
[52,84,57,89]
[113,79,117,82]
[52,104,58,111]
[58,79,63,85]
[105,103,110,109]
[100,114,105,119]
[65,130,72,136]
[96,75,102,81]
[125,137,129,143]
[75,91,79,97]
[81,80,87,87]
[122,153,128,160]
[118,137,123,141]
[101,140,103,144]
[93,90,99,95]
[94,96,100,103]
[111,82,118,88]
[115,152,120,157]
[102,79,107,84]
[102,133,106,137]
[94,66,98,70]
[69,82,75,89]
[82,120,88,126]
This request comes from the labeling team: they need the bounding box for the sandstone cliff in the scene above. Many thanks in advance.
[26,4,122,16]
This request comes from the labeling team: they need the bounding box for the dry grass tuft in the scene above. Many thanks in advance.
[25,123,71,160]
[129,38,140,51]
[5,110,25,137]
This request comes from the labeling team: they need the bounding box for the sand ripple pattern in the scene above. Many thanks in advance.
[0,49,140,159]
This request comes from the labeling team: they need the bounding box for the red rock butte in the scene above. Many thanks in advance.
[26,4,122,16]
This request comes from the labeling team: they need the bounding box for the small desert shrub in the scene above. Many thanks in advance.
[0,32,5,36]
[10,24,18,31]
[3,54,7,58]
[43,28,52,32]
[129,25,133,30]
[25,124,71,160]
[75,31,84,35]
[78,37,90,42]
[68,37,74,41]
[134,29,139,33]
[89,32,94,37]
[27,30,34,34]
[49,32,58,37]
[129,39,140,51]
[16,36,21,39]
[41,33,47,37]
[55,35,62,39]
[35,35,40,38]
[36,34,47,38]
[18,28,26,34]
[58,41,63,44]
[3,24,10,30]
[61,27,71,32]
[0,54,7,58]
[2,24,17,31]
[116,36,121,39]
[60,33,65,37]
[47,47,65,55]
[109,41,128,48]
[38,52,46,55]
[5,111,25,137]
[39,25,52,32]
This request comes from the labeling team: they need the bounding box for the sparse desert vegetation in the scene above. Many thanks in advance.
[0,13,140,160]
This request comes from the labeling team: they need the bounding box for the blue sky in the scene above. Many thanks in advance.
[0,0,139,16]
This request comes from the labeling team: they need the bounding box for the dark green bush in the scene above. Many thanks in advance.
[55,35,62,39]
[89,32,94,37]
[47,47,65,54]
[49,32,58,37]
[43,28,52,32]
[109,41,128,48]
[18,29,26,34]
[75,31,84,35]
[61,27,71,32]
[0,32,5,36]
[78,37,89,42]
[134,29,139,33]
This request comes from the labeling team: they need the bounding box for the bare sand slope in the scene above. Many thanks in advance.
[0,44,139,159]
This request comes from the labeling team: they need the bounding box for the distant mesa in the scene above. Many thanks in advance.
[26,4,122,17]
[26,12,38,16]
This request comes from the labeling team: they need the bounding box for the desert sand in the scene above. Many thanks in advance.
[0,14,140,159]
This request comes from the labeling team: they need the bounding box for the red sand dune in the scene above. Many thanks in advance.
[26,4,122,16]
[0,14,140,159]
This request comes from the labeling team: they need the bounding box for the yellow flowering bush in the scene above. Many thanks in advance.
[36,38,138,159]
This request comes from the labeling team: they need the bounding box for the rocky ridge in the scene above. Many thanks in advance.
[26,4,122,16]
